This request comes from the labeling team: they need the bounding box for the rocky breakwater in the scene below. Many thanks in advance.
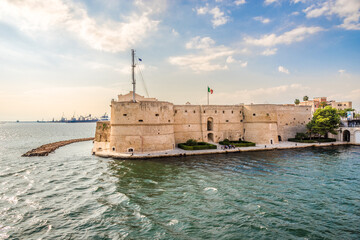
[22,138,94,157]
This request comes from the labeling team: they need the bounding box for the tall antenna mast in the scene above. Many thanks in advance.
[131,49,136,102]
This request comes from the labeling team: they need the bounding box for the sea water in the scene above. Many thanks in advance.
[0,123,359,239]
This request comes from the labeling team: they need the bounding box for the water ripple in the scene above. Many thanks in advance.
[1,123,360,239]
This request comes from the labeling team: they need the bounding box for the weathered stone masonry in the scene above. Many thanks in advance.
[93,92,312,154]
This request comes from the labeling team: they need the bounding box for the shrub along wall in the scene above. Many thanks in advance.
[178,142,217,150]
[288,138,336,143]
[219,140,256,147]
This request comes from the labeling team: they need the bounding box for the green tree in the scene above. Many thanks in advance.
[295,132,307,140]
[306,120,316,139]
[294,99,300,105]
[307,106,340,138]
[320,101,327,108]
[303,96,309,101]
[337,108,354,117]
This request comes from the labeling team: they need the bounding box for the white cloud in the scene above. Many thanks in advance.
[338,69,346,74]
[292,0,307,3]
[172,28,179,36]
[196,5,209,15]
[253,16,271,24]
[196,5,229,28]
[186,36,215,49]
[304,0,360,30]
[278,65,290,74]
[0,0,160,53]
[226,56,236,63]
[264,0,278,5]
[262,48,278,56]
[226,56,248,67]
[169,36,234,72]
[244,26,324,47]
[234,0,246,6]
[240,61,248,67]
[291,11,300,16]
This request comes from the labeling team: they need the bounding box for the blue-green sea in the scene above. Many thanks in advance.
[0,122,359,239]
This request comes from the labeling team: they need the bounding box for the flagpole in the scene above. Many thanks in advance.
[207,86,209,105]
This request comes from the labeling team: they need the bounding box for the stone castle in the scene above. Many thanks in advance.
[92,91,312,155]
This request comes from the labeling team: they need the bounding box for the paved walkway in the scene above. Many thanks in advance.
[95,141,355,159]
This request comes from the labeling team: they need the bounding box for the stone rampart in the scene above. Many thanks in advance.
[93,92,312,154]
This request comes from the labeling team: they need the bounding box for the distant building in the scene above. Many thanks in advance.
[300,97,352,114]
[329,112,360,144]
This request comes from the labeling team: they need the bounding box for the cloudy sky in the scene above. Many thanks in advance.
[0,0,359,121]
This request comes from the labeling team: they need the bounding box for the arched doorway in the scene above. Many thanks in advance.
[207,117,213,131]
[278,135,282,142]
[343,130,350,142]
[208,133,214,142]
[355,131,360,143]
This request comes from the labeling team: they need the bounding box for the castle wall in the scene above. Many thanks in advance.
[92,121,111,153]
[243,104,311,144]
[243,105,279,144]
[93,92,313,154]
[276,105,311,141]
[173,105,244,144]
[109,100,175,153]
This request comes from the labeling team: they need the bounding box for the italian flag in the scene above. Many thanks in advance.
[208,86,213,94]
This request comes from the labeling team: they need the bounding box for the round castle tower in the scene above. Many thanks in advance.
[109,92,175,153]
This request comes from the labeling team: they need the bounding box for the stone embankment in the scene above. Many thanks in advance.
[22,138,94,157]
[95,141,357,159]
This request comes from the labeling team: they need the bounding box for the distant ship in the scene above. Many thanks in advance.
[36,113,109,123]
[66,114,98,123]
[99,113,109,121]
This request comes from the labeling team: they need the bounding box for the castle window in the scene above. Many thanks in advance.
[168,120,170,122]
[226,120,229,122]
[266,113,269,116]
[240,111,242,114]
[215,110,217,113]
[308,118,310,120]
[240,120,243,122]
[204,110,206,113]
[193,110,196,113]
[223,111,225,114]
[175,110,177,114]
[123,114,127,116]
[185,110,187,113]
[155,114,159,116]
[112,147,116,151]
[231,111,233,114]
[188,125,191,127]
[344,104,347,106]
[207,117,213,131]
[128,148,134,152]
[253,113,256,116]
[139,119,143,122]
[294,118,296,120]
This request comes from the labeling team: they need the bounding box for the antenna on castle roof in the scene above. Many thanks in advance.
[131,49,136,102]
